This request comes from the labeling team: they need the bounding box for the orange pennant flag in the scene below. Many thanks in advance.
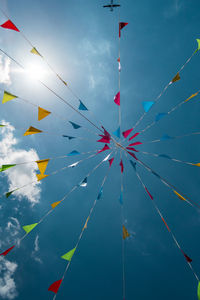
[122,225,130,240]
[36,174,48,181]
[171,72,180,83]
[24,126,42,136]
[36,159,49,174]
[184,92,198,102]
[38,107,51,121]
[173,190,186,201]
[51,201,61,209]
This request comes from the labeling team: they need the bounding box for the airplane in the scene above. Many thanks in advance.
[103,0,121,11]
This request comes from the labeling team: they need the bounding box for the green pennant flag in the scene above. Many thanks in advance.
[197,39,200,51]
[0,164,16,172]
[0,125,5,127]
[2,91,17,104]
[6,190,15,198]
[198,282,200,300]
[61,247,76,261]
[22,223,38,234]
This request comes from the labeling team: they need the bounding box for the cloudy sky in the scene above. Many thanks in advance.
[0,0,200,299]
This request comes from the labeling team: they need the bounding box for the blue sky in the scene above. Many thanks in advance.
[0,0,200,299]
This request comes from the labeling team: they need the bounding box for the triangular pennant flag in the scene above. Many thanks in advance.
[0,125,5,127]
[129,141,142,146]
[51,201,61,209]
[173,190,186,201]
[192,163,200,167]
[62,135,75,140]
[117,57,121,71]
[155,113,167,122]
[122,225,130,240]
[2,91,17,104]
[159,154,171,159]
[119,159,124,173]
[119,22,128,37]
[151,170,161,179]
[127,151,138,160]
[161,134,173,141]
[126,147,138,152]
[171,72,180,83]
[97,187,103,200]
[36,174,48,181]
[129,160,136,170]
[113,127,120,138]
[36,159,49,174]
[103,154,111,161]
[6,190,15,198]
[82,217,90,231]
[142,101,154,112]
[0,245,15,256]
[0,20,19,32]
[197,39,200,51]
[78,100,88,111]
[198,282,200,300]
[145,187,153,200]
[122,128,133,138]
[61,247,76,261]
[0,164,16,172]
[101,126,111,139]
[108,157,114,167]
[114,92,120,106]
[22,223,38,234]
[24,126,42,136]
[182,251,192,263]
[30,47,42,57]
[129,132,140,141]
[48,279,62,294]
[38,107,51,121]
[98,144,110,154]
[69,121,81,129]
[119,191,123,205]
[97,137,110,143]
[80,177,87,187]
[68,161,79,168]
[67,150,80,156]
[184,92,198,102]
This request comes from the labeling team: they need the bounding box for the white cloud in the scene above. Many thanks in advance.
[164,0,183,18]
[0,56,11,85]
[0,121,41,204]
[80,38,111,57]
[0,257,18,299]
[31,235,42,264]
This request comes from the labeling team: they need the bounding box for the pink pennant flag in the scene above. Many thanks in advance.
[122,128,133,138]
[119,159,124,173]
[127,151,138,160]
[0,245,15,256]
[108,157,114,167]
[129,132,140,141]
[114,92,120,106]
[126,147,139,152]
[97,137,110,143]
[145,187,153,200]
[119,22,128,37]
[101,126,111,139]
[129,141,142,146]
[98,144,110,154]
[1,20,19,32]
[48,279,63,294]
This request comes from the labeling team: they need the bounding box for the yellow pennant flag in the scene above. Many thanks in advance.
[36,159,49,174]
[30,47,42,57]
[2,91,17,104]
[82,217,90,231]
[122,225,130,240]
[184,92,199,102]
[173,190,186,201]
[51,201,61,209]
[24,126,42,136]
[36,173,48,181]
[38,107,51,121]
[192,163,200,167]
[171,72,180,83]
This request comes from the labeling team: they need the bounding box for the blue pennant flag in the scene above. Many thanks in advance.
[62,135,75,140]
[113,126,120,138]
[155,113,167,122]
[129,160,136,170]
[67,150,80,156]
[69,121,81,129]
[151,170,161,179]
[160,134,174,141]
[159,154,171,159]
[78,100,88,111]
[97,187,103,200]
[80,177,87,187]
[142,101,154,112]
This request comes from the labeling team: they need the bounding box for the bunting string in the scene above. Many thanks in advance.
[143,130,200,144]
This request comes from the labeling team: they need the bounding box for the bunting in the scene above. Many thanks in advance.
[62,135,75,140]
[78,100,88,111]
[61,247,76,261]
[98,144,110,154]
[6,190,15,198]
[198,282,200,300]
[38,107,51,121]
[36,173,48,181]
[51,201,61,209]
[113,127,120,138]
[142,101,154,112]
[48,279,63,294]
[119,159,124,173]
[155,113,167,122]
[108,157,114,167]
[67,150,80,156]
[114,92,120,106]
[2,91,17,104]
[197,39,200,51]
[30,47,42,57]
[161,134,173,141]
[119,22,128,37]
[0,20,19,32]
[24,126,42,136]
[122,128,133,138]
[69,121,81,129]
[129,132,140,141]
[97,187,103,200]
[0,245,15,256]
[36,159,49,174]
[0,164,16,172]
[173,190,186,201]
[129,142,142,146]
[80,177,87,187]
[122,225,130,239]
[171,72,180,83]
[184,92,198,102]
[22,223,38,234]
[82,217,90,231]
[129,160,136,170]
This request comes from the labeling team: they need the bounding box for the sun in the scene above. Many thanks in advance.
[25,63,48,81]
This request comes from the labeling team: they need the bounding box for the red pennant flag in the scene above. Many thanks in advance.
[1,20,19,32]
[119,159,124,173]
[126,147,139,152]
[181,250,192,263]
[98,144,110,154]
[129,141,142,146]
[101,126,111,139]
[114,92,120,106]
[145,187,153,200]
[122,128,133,138]
[119,22,128,37]
[129,132,140,141]
[127,151,138,160]
[109,157,114,167]
[48,279,63,294]
[0,245,15,256]
[97,137,110,143]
